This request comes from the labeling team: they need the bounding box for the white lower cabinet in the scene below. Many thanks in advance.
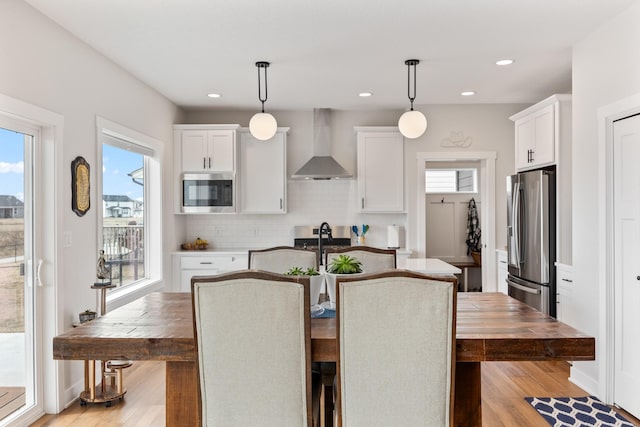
[496,249,508,294]
[555,263,573,323]
[174,252,248,292]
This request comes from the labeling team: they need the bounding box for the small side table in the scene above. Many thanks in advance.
[91,282,115,316]
[448,263,481,292]
[79,282,130,407]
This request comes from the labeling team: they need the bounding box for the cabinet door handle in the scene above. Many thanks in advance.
[561,278,573,282]
[530,149,535,163]
[199,262,213,265]
[208,157,211,169]
[279,198,283,209]
[203,157,206,169]
[361,198,365,209]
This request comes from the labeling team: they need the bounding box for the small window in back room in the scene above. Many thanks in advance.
[425,168,477,193]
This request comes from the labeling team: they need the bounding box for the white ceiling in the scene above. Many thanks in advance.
[25,0,637,111]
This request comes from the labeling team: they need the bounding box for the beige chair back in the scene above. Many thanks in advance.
[249,246,318,274]
[335,270,456,427]
[325,246,396,273]
[191,270,313,427]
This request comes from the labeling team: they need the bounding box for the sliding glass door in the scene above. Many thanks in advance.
[0,123,40,425]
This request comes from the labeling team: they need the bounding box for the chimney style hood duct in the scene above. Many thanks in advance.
[291,108,353,180]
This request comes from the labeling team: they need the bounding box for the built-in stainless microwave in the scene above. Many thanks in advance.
[181,173,235,213]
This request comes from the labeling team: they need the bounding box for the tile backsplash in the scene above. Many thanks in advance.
[185,179,406,250]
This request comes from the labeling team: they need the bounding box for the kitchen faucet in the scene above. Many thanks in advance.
[318,222,333,266]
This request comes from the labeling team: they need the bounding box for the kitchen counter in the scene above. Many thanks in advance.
[398,258,462,275]
[172,249,250,256]
[172,247,413,292]
[173,247,411,256]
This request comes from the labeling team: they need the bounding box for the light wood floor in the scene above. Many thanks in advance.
[29,360,640,427]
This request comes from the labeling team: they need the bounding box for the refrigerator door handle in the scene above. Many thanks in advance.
[509,280,541,295]
[513,181,521,266]
[519,181,526,263]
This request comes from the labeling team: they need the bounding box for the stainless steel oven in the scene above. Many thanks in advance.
[181,172,235,213]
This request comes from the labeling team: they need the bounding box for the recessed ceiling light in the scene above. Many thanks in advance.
[359,92,373,97]
[496,59,514,66]
[207,93,222,98]
[461,91,476,96]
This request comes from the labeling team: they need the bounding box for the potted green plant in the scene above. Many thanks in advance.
[284,267,324,306]
[324,254,364,307]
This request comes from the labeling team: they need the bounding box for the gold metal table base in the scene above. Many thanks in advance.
[79,359,127,407]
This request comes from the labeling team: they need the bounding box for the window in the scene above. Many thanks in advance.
[97,118,162,298]
[101,142,145,288]
[425,168,477,193]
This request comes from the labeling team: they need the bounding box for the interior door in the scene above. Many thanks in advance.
[613,113,640,418]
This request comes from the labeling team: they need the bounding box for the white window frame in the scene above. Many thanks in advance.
[96,117,163,310]
[425,167,479,194]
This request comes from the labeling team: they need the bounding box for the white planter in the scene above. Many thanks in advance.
[324,271,365,306]
[309,275,324,306]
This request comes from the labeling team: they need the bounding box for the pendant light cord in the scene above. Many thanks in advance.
[256,61,269,113]
[406,59,419,111]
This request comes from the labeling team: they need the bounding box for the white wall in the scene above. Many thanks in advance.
[183,106,520,254]
[0,0,182,408]
[403,104,524,255]
[571,0,640,394]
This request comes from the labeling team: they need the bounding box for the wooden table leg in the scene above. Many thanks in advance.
[454,361,482,427]
[318,362,336,427]
[166,361,201,426]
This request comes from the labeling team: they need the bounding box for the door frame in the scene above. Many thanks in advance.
[598,92,640,404]
[416,151,497,291]
[0,93,64,421]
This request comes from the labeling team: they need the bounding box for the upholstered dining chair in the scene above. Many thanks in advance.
[325,246,396,273]
[249,245,318,273]
[334,270,457,427]
[191,270,318,427]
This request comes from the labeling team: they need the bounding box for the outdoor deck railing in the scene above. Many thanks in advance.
[102,225,144,287]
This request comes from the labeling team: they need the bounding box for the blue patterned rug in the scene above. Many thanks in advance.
[526,396,637,427]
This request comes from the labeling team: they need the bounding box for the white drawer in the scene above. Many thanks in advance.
[181,256,234,269]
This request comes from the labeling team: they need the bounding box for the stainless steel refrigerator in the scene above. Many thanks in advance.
[506,167,556,317]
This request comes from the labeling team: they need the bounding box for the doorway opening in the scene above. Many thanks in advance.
[425,161,482,291]
[416,151,497,292]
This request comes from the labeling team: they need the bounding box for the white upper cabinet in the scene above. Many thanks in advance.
[355,127,405,213]
[238,128,288,214]
[175,125,238,173]
[510,94,571,172]
[514,104,554,169]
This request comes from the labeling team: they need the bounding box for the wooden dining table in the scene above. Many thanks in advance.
[53,291,595,427]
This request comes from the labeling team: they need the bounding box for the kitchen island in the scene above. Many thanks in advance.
[398,257,462,275]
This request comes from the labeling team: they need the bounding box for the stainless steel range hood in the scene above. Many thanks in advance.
[291,108,352,180]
